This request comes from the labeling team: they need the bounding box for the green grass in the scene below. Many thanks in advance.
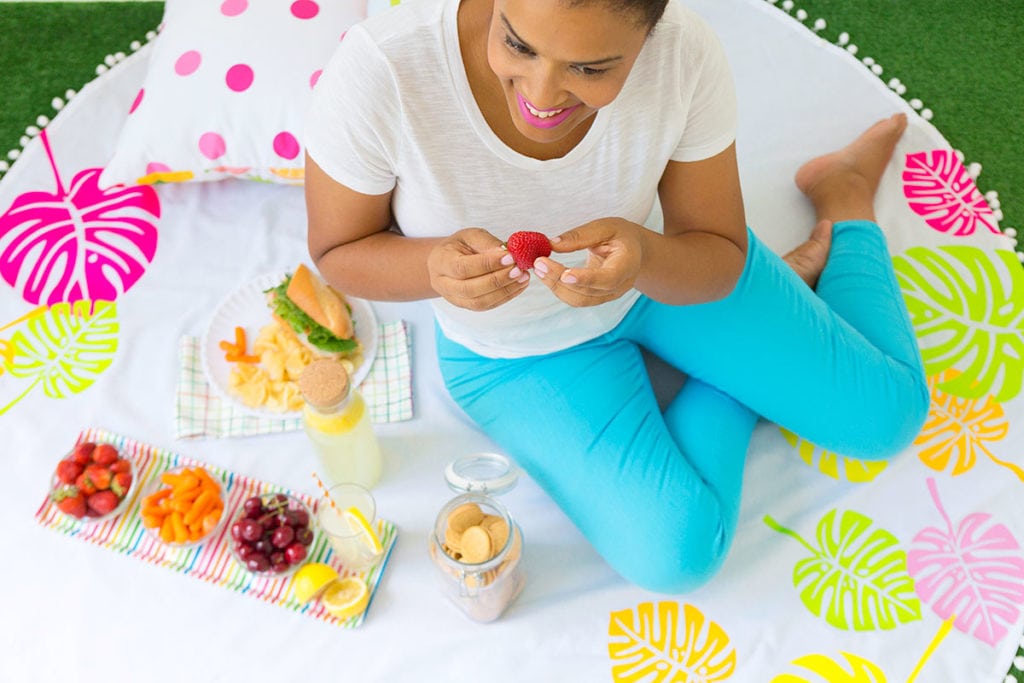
[0,2,164,163]
[791,0,1024,237]
[0,0,1019,237]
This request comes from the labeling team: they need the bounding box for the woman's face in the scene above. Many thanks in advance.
[486,0,649,145]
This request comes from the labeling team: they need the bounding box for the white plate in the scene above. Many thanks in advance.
[201,271,378,418]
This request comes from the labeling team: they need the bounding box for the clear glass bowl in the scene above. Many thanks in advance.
[48,441,137,525]
[139,465,227,548]
[227,492,316,577]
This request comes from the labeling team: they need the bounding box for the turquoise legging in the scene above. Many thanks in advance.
[436,221,929,593]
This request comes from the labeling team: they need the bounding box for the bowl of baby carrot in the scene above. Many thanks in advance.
[140,465,226,547]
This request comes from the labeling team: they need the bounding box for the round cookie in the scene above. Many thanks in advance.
[482,515,509,551]
[460,525,493,564]
[447,502,485,535]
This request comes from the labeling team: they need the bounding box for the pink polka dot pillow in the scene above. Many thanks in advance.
[100,0,366,187]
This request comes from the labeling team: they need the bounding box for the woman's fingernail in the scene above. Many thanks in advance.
[550,235,561,243]
[517,273,530,284]
[534,261,548,276]
[500,254,514,266]
[561,271,577,284]
[509,267,522,279]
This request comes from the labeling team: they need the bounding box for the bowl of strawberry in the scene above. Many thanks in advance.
[49,441,135,523]
[228,492,316,576]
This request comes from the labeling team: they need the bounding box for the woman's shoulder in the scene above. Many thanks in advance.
[359,0,448,45]
[654,0,724,51]
[323,0,448,87]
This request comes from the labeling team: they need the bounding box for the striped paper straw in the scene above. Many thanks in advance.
[311,472,339,514]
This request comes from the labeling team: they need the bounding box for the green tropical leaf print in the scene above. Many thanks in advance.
[764,510,921,631]
[0,300,118,413]
[608,601,736,682]
[770,651,887,682]
[893,246,1024,402]
[779,428,888,483]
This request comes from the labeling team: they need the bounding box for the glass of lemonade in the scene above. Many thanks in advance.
[316,483,382,573]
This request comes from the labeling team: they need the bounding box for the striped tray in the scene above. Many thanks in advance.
[35,427,397,628]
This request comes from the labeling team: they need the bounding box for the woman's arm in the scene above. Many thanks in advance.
[305,153,435,301]
[535,143,748,307]
[639,142,748,303]
[305,154,528,309]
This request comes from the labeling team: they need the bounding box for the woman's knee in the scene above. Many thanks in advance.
[853,367,930,461]
[608,525,733,594]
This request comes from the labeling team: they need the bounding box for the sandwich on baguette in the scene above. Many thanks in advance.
[265,264,358,356]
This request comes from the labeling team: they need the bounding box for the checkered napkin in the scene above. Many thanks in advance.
[175,321,413,439]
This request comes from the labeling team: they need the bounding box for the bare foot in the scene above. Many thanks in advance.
[795,113,908,224]
[784,220,833,288]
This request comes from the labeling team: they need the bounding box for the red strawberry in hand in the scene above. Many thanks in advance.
[87,490,120,517]
[505,231,552,271]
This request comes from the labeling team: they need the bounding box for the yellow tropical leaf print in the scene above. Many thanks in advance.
[913,369,1016,478]
[770,615,954,683]
[608,601,735,682]
[770,652,887,682]
[780,428,887,483]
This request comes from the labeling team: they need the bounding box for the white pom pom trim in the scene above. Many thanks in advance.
[0,26,158,180]
[758,0,1017,249]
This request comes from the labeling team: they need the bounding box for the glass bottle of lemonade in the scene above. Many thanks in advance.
[298,358,382,489]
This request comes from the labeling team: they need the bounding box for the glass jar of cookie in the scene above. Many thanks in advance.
[428,452,524,623]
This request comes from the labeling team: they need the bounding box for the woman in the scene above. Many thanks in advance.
[303,0,929,592]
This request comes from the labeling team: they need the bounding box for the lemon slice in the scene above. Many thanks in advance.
[344,506,383,555]
[322,576,370,620]
[292,562,339,604]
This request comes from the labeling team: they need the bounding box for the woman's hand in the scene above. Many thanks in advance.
[427,228,530,311]
[534,218,645,307]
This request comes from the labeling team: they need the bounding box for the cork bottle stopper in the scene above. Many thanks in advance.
[298,358,350,409]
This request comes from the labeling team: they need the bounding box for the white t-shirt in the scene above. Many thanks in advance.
[305,0,737,358]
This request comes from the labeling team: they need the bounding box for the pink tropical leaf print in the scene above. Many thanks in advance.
[907,478,1024,646]
[903,150,998,237]
[0,129,160,306]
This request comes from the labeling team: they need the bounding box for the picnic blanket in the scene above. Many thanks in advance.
[2,0,1022,680]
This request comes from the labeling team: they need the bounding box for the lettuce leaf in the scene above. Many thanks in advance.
[265,275,359,354]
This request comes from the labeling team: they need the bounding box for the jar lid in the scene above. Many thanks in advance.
[444,452,518,495]
[298,358,350,409]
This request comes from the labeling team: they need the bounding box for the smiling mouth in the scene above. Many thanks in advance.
[523,101,564,119]
[515,92,579,129]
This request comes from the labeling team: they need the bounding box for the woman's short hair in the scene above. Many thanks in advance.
[564,0,671,32]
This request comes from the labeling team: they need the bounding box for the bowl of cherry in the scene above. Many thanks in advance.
[228,492,316,576]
